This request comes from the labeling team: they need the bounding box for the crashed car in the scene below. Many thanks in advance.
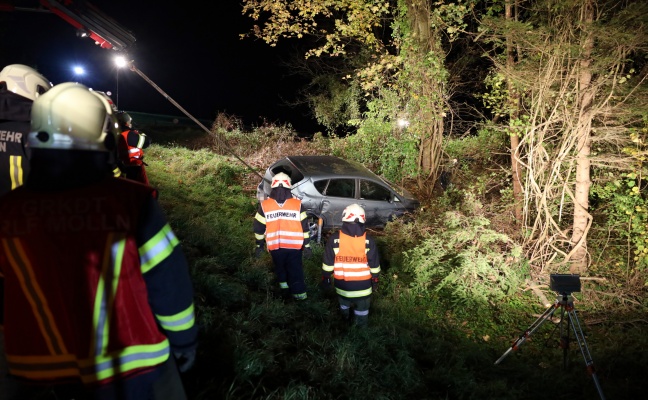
[257,156,420,240]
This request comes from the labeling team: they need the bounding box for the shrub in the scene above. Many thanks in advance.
[402,198,528,306]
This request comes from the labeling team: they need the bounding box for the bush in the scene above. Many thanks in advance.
[402,199,528,307]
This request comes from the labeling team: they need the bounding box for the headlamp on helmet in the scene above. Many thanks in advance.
[271,172,292,189]
[342,204,366,224]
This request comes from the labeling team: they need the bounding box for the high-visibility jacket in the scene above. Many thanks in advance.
[259,198,306,251]
[322,230,381,298]
[0,177,196,385]
[0,90,32,197]
[118,129,149,167]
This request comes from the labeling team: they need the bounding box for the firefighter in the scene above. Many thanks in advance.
[321,204,381,327]
[115,111,152,185]
[253,172,312,300]
[0,64,51,388]
[0,64,52,196]
[0,82,197,400]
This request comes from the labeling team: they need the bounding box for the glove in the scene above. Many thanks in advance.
[303,247,313,260]
[371,277,379,292]
[319,276,332,290]
[255,245,265,259]
[174,349,196,373]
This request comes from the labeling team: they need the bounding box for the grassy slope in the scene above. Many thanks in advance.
[145,144,647,400]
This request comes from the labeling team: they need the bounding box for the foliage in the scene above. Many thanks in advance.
[142,129,648,400]
[401,196,528,307]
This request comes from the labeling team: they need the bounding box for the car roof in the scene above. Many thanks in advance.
[283,155,382,181]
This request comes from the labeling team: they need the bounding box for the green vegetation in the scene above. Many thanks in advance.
[144,126,647,399]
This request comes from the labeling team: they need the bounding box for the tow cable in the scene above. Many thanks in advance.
[125,60,268,183]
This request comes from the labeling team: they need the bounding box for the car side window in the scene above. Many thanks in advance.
[360,180,392,201]
[325,179,355,198]
[313,179,328,194]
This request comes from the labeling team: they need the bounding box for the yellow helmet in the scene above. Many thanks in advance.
[29,82,119,152]
[271,172,292,189]
[0,64,52,101]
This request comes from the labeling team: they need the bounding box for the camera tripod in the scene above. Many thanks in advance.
[494,292,605,400]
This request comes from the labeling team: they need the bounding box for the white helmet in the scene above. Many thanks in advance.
[342,204,366,224]
[90,90,118,112]
[271,172,292,189]
[0,64,52,101]
[29,82,119,152]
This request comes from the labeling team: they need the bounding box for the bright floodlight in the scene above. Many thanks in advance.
[73,66,85,76]
[114,56,127,68]
[397,118,410,128]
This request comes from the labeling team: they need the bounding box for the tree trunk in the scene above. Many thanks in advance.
[569,0,595,274]
[406,0,444,193]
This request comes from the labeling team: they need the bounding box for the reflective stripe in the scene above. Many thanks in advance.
[293,292,307,300]
[354,309,369,316]
[255,213,266,224]
[136,134,146,149]
[139,224,179,273]
[335,287,372,298]
[91,234,125,357]
[266,238,304,247]
[9,155,23,189]
[7,340,170,383]
[266,231,303,239]
[322,263,334,273]
[156,304,195,332]
[2,238,67,355]
[279,282,289,289]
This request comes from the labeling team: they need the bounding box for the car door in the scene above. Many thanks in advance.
[316,178,356,228]
[358,179,399,227]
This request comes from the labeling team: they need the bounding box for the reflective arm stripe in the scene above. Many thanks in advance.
[9,155,23,189]
[2,238,68,355]
[255,213,266,224]
[255,233,266,241]
[300,211,307,220]
[370,266,381,274]
[322,263,334,273]
[139,224,179,274]
[91,235,125,357]
[136,134,147,148]
[156,304,195,332]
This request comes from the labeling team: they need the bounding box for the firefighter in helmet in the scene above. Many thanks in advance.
[253,172,312,300]
[0,64,52,196]
[321,204,381,327]
[0,82,196,400]
[112,110,152,185]
[0,64,51,388]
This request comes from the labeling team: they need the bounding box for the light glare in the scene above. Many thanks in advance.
[114,56,127,68]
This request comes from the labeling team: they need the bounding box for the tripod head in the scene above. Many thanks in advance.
[550,274,581,294]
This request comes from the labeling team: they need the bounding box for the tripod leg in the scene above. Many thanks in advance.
[560,305,570,370]
[494,303,558,365]
[567,309,606,400]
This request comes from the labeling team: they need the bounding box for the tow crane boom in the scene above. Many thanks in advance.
[1,0,136,51]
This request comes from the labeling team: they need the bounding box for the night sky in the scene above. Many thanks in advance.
[0,0,321,134]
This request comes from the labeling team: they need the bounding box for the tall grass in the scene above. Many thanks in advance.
[144,136,647,400]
